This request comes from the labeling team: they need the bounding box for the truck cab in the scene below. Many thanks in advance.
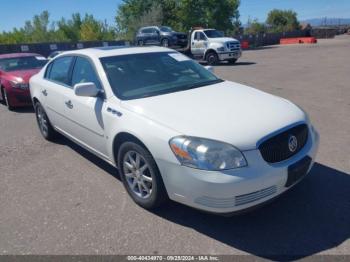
[189,29,241,65]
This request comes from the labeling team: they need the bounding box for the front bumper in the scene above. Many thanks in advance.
[6,88,32,107]
[218,50,242,61]
[157,126,319,214]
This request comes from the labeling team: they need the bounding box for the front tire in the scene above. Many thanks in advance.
[2,88,14,111]
[34,102,57,141]
[206,51,219,65]
[161,38,169,47]
[118,141,168,209]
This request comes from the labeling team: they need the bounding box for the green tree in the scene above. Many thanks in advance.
[80,14,104,41]
[57,13,82,42]
[205,0,241,34]
[115,0,241,40]
[116,1,164,40]
[0,10,116,44]
[266,9,300,33]
[245,18,266,35]
[80,15,116,41]
[21,11,52,42]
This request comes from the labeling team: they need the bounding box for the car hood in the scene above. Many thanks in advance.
[5,69,41,83]
[121,81,306,151]
[209,37,239,43]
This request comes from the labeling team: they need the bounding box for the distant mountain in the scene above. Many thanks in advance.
[302,18,350,26]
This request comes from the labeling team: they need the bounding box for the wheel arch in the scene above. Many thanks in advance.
[204,49,218,59]
[112,132,151,166]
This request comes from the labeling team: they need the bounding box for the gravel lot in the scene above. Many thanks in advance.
[0,35,349,259]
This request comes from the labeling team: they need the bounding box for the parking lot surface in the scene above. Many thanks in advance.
[0,36,349,259]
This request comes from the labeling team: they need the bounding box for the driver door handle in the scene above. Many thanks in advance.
[65,100,73,109]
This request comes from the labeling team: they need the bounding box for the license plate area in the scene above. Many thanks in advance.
[286,156,312,187]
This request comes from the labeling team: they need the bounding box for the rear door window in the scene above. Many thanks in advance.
[142,28,152,34]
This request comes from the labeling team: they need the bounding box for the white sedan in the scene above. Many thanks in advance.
[29,46,319,214]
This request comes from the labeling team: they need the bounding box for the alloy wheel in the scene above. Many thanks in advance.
[36,105,49,137]
[123,150,153,199]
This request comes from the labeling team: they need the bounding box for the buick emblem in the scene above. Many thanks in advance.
[288,135,298,153]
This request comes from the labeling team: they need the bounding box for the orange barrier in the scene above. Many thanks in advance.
[241,41,249,49]
[280,37,317,45]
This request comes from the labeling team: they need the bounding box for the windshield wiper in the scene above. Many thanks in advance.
[179,79,223,91]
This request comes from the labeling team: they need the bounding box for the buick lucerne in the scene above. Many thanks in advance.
[29,46,319,214]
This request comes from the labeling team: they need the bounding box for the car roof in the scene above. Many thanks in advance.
[0,53,41,59]
[59,46,172,59]
[140,26,158,30]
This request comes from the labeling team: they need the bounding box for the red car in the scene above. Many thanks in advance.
[0,53,47,110]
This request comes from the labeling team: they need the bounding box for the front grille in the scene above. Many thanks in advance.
[227,42,240,51]
[15,94,32,103]
[259,124,309,163]
[235,186,277,206]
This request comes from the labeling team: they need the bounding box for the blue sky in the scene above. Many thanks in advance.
[1,0,350,32]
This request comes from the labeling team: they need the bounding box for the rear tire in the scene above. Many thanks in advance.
[34,101,57,141]
[206,51,219,65]
[118,141,168,210]
[2,87,14,111]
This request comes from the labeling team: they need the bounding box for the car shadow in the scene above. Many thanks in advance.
[12,106,35,114]
[215,61,257,67]
[243,45,279,51]
[152,163,350,260]
[54,135,121,181]
[48,136,350,260]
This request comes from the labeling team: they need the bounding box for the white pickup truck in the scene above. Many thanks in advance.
[180,28,242,65]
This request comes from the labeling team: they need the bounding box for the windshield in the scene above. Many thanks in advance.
[204,30,225,38]
[160,26,174,33]
[100,52,222,100]
[0,56,47,72]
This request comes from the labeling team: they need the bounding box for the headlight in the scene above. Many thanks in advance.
[217,46,225,52]
[169,136,247,171]
[9,78,29,89]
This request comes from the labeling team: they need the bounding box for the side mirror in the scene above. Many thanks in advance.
[74,82,100,97]
[204,65,215,74]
